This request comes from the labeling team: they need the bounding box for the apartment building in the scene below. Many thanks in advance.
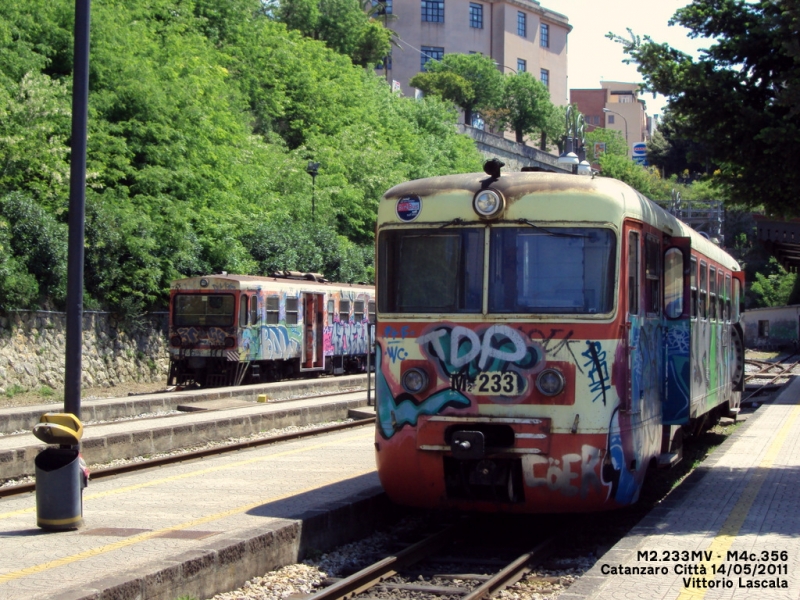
[380,0,571,116]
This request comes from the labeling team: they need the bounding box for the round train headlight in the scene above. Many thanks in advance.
[473,189,505,219]
[536,368,565,396]
[401,368,429,394]
[170,335,183,347]
[224,337,237,348]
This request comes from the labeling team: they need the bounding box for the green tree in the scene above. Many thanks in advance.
[609,0,800,215]
[410,53,504,126]
[749,258,797,308]
[491,72,554,144]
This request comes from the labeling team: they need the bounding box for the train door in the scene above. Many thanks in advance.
[662,237,692,424]
[301,292,325,371]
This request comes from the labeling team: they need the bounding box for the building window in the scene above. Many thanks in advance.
[540,68,549,87]
[607,114,615,124]
[372,0,392,15]
[421,46,444,71]
[517,59,526,73]
[422,0,444,23]
[517,11,526,37]
[376,52,392,70]
[540,23,549,47]
[469,3,482,28]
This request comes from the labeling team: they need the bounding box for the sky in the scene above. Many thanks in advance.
[555,0,712,116]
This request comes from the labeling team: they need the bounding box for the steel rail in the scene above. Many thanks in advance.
[743,356,800,403]
[0,417,375,498]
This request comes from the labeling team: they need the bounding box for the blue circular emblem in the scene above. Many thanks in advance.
[396,195,422,222]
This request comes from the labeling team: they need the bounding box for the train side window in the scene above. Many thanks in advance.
[286,297,299,325]
[339,299,351,322]
[250,295,259,324]
[327,299,334,326]
[725,275,732,322]
[709,267,717,321]
[690,257,697,319]
[354,300,365,321]
[758,320,770,338]
[627,231,640,316]
[699,261,708,319]
[368,300,376,323]
[733,278,741,321]
[266,296,279,324]
[239,295,248,326]
[645,234,660,315]
[664,248,683,319]
[718,271,725,322]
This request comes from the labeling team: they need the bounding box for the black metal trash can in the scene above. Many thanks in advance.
[35,447,84,531]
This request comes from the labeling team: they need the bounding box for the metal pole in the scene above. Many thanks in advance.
[64,0,91,419]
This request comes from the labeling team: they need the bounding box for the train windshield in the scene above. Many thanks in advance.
[489,227,616,314]
[379,228,483,313]
[173,294,236,327]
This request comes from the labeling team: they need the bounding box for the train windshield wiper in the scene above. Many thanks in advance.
[516,218,591,238]
[438,218,465,229]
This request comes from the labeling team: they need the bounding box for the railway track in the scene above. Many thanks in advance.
[0,416,375,499]
[743,353,800,404]
[306,522,555,600]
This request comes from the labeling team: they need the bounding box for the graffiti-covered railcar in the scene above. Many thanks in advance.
[374,164,745,513]
[168,273,374,387]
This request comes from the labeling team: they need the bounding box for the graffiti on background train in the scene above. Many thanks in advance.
[168,273,375,387]
[374,165,745,513]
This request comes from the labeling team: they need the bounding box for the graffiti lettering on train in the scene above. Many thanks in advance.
[522,445,604,498]
[581,341,611,405]
[528,328,582,368]
[327,320,369,355]
[176,327,228,345]
[384,325,415,340]
[418,325,539,372]
[386,342,409,363]
[261,325,301,360]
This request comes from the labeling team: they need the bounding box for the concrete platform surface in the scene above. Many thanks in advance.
[562,376,800,600]
[0,423,387,600]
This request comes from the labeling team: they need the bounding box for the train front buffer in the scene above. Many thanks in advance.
[374,321,660,513]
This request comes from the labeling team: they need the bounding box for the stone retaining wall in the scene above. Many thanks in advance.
[0,310,169,395]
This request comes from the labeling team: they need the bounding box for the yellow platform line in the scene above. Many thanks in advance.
[0,467,375,585]
[0,430,373,521]
[676,404,800,600]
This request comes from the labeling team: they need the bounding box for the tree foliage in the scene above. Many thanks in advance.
[490,72,555,144]
[609,0,800,215]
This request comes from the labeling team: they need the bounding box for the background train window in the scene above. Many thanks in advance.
[690,257,697,318]
[664,248,683,318]
[339,299,351,322]
[239,295,248,326]
[489,227,616,314]
[718,271,725,321]
[327,299,334,325]
[628,231,639,316]
[354,300,365,321]
[709,267,717,320]
[174,294,235,327]
[286,297,299,325]
[250,295,259,324]
[725,275,732,321]
[379,229,483,313]
[758,320,770,338]
[699,261,708,319]
[266,296,279,324]
[645,234,660,315]
[368,300,376,323]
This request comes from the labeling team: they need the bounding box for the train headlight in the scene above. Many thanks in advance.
[536,368,565,396]
[224,337,236,348]
[170,335,182,347]
[473,189,505,219]
[401,368,429,394]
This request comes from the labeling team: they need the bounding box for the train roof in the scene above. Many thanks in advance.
[170,273,373,292]
[382,171,741,271]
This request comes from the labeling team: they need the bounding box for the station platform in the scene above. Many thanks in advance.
[0,419,387,600]
[563,376,800,600]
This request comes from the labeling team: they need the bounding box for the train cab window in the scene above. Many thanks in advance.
[725,275,732,322]
[327,299,334,325]
[339,299,351,322]
[664,248,683,319]
[690,257,698,319]
[368,300,376,323]
[699,262,708,319]
[286,297,299,325]
[266,296,279,324]
[354,300,365,322]
[250,295,259,324]
[645,235,661,315]
[488,227,616,314]
[239,295,248,326]
[379,229,483,313]
[174,294,235,327]
[709,267,717,320]
[628,231,640,316]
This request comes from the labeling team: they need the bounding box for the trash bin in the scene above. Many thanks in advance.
[32,413,85,531]
[34,447,84,530]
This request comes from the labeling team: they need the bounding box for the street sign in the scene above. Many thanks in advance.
[632,142,647,157]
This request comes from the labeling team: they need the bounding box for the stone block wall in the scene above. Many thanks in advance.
[0,310,169,395]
